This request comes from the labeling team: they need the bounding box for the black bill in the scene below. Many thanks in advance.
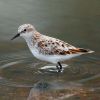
[11,33,20,40]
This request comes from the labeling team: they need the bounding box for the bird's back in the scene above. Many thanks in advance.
[33,34,93,56]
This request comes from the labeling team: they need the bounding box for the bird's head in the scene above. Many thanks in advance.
[11,24,35,40]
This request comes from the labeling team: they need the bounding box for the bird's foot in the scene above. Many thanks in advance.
[57,69,63,73]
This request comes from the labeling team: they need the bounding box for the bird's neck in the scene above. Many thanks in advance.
[25,31,41,48]
[33,31,41,42]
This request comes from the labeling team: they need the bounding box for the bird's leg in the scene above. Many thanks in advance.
[56,64,61,72]
[58,62,62,70]
[56,62,63,72]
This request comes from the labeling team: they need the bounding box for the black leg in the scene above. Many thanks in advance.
[58,62,62,70]
[56,62,63,72]
[56,65,60,72]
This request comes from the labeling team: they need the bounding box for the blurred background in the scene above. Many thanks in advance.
[0,0,100,100]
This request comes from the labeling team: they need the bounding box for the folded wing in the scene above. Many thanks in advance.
[37,35,94,55]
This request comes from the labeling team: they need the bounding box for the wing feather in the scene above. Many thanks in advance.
[37,35,87,55]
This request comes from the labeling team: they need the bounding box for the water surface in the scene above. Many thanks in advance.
[0,0,100,100]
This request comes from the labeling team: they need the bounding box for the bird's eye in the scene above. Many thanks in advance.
[21,29,26,33]
[23,29,26,32]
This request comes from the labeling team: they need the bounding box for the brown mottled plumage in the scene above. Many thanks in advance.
[32,33,91,55]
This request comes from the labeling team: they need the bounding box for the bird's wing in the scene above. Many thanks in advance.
[37,35,89,55]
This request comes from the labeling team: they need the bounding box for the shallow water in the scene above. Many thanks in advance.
[0,0,100,100]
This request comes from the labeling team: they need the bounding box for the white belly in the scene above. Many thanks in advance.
[29,48,81,64]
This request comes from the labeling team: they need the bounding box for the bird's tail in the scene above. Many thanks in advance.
[78,48,94,54]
